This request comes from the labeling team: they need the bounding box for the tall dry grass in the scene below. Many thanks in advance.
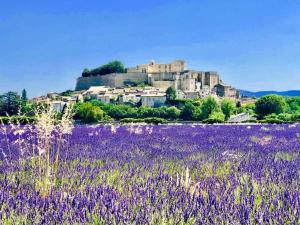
[0,104,74,196]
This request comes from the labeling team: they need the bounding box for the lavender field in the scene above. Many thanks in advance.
[0,124,300,224]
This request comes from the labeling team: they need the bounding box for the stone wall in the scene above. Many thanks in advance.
[75,73,148,91]
[151,80,175,89]
[127,60,186,73]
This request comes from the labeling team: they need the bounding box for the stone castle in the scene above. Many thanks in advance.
[75,60,239,98]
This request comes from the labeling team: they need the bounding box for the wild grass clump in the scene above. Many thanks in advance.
[0,105,74,196]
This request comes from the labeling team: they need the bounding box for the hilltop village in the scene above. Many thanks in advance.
[31,60,243,112]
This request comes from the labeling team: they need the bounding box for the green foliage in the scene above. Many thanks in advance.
[277,113,293,122]
[82,61,125,77]
[260,112,299,123]
[220,99,236,120]
[120,117,167,124]
[166,106,181,120]
[286,97,300,112]
[203,111,225,124]
[61,90,74,96]
[21,89,27,102]
[200,96,220,120]
[0,91,21,116]
[293,112,300,121]
[181,102,196,120]
[255,95,287,119]
[75,95,300,124]
[167,99,191,109]
[260,118,285,124]
[166,86,177,101]
[76,102,104,123]
[82,68,91,77]
[0,116,37,124]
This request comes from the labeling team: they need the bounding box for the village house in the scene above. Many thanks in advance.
[140,93,166,107]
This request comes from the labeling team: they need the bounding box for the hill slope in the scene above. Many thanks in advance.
[239,90,300,98]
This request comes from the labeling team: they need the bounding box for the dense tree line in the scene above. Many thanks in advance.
[0,90,48,124]
[82,61,125,77]
[75,95,300,124]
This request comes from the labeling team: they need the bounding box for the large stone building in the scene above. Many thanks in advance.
[126,60,187,73]
[75,60,239,99]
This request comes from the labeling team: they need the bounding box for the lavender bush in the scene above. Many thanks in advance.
[0,124,299,224]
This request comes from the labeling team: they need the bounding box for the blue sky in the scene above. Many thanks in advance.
[0,0,299,97]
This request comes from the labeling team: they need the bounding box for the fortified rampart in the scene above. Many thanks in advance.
[75,73,148,91]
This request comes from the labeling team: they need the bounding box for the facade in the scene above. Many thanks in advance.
[228,113,252,123]
[215,83,240,99]
[76,73,148,91]
[119,94,141,104]
[126,60,187,73]
[140,94,166,107]
[50,101,66,113]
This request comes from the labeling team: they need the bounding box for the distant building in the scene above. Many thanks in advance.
[126,60,187,73]
[140,94,166,107]
[228,113,253,123]
[50,101,66,113]
[119,94,141,104]
[215,83,240,99]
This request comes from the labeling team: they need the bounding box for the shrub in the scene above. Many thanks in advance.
[166,106,181,120]
[221,99,236,120]
[0,116,37,124]
[76,102,104,123]
[200,96,220,120]
[291,112,300,121]
[255,95,287,119]
[120,117,167,124]
[260,118,285,124]
[166,86,177,101]
[203,111,225,124]
[181,102,196,120]
[83,61,125,77]
[277,113,293,122]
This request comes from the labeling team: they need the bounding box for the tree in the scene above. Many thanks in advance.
[166,86,177,101]
[204,111,225,124]
[87,60,125,77]
[181,102,196,120]
[200,96,220,120]
[82,68,91,77]
[166,106,181,120]
[221,99,236,120]
[76,102,104,123]
[61,90,74,97]
[21,89,28,102]
[0,92,21,116]
[20,89,29,115]
[286,97,300,112]
[255,95,287,119]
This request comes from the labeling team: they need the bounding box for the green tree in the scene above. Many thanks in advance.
[255,94,287,119]
[204,111,225,124]
[89,60,125,76]
[200,96,220,120]
[221,99,236,120]
[0,91,21,116]
[286,97,300,112]
[166,86,177,101]
[166,106,181,120]
[20,89,29,115]
[76,102,104,123]
[82,68,91,77]
[21,89,28,102]
[181,102,196,120]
